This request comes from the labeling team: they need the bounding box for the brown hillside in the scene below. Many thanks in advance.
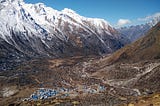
[107,22,160,63]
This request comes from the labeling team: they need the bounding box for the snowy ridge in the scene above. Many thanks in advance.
[0,0,127,58]
[0,0,47,39]
[0,0,114,39]
[22,3,113,35]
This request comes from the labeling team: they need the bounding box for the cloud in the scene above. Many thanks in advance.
[137,12,160,21]
[117,19,131,26]
[115,12,160,27]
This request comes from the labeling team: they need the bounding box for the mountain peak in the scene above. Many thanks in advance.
[62,8,77,14]
[61,8,80,18]
[0,0,23,3]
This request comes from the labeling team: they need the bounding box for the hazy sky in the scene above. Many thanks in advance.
[24,0,160,27]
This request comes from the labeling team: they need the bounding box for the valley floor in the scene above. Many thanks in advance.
[0,56,160,106]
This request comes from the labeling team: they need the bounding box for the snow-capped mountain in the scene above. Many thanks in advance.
[0,0,128,62]
[117,17,160,42]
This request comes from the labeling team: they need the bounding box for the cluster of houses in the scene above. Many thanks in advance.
[25,84,106,101]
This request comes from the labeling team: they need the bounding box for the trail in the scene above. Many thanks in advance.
[108,63,160,87]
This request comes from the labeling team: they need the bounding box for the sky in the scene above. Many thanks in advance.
[24,0,160,27]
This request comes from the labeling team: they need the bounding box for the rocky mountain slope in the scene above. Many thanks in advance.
[0,0,127,60]
[88,22,160,94]
[107,22,160,63]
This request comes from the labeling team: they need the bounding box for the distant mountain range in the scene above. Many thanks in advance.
[117,16,160,42]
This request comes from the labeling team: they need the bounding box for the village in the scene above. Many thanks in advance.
[24,84,106,101]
